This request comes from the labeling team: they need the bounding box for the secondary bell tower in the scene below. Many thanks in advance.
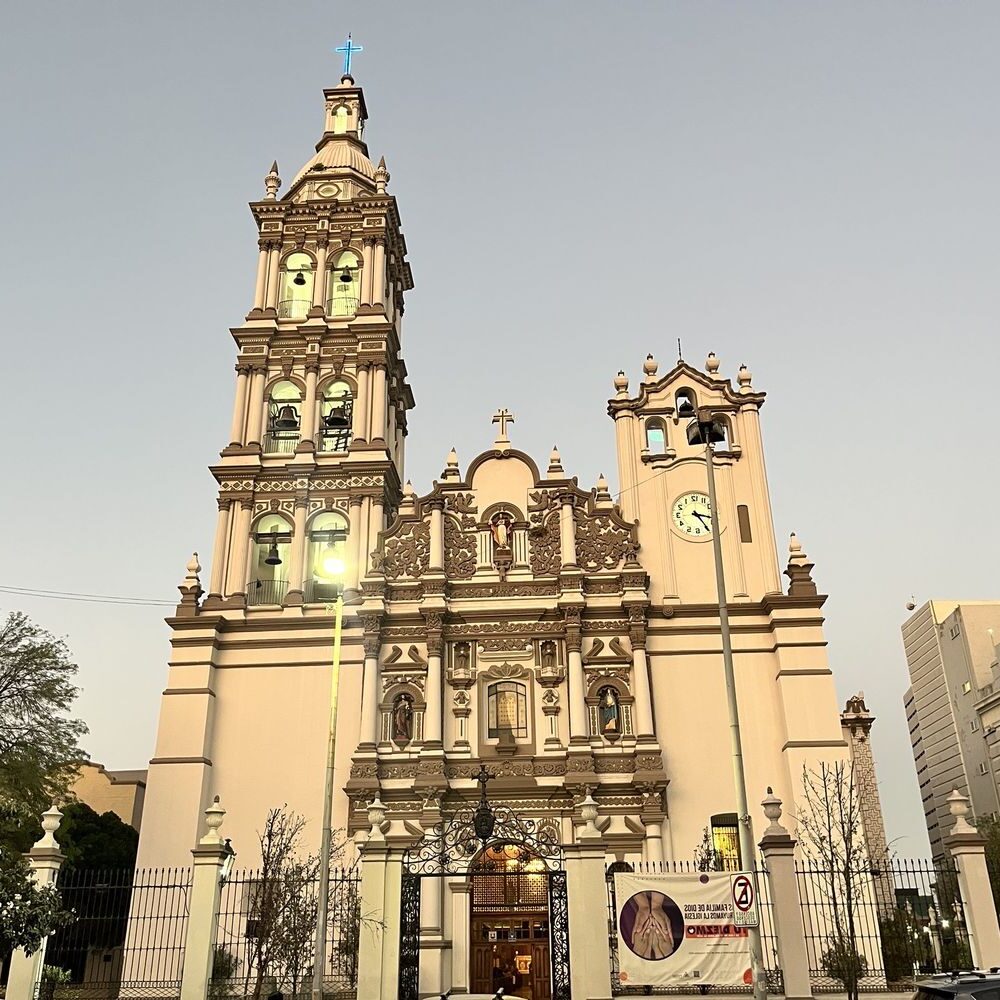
[137,62,415,863]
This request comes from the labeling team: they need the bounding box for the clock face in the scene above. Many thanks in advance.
[671,491,713,540]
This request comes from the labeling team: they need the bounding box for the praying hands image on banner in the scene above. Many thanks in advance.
[619,891,684,961]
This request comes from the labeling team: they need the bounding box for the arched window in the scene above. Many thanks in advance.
[710,813,741,870]
[306,511,348,602]
[318,380,354,452]
[327,251,360,317]
[264,381,301,454]
[332,105,350,135]
[713,415,732,452]
[278,252,314,320]
[249,513,292,606]
[676,388,697,418]
[645,418,667,455]
[487,681,528,740]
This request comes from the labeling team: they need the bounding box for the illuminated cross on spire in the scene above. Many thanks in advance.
[335,34,363,77]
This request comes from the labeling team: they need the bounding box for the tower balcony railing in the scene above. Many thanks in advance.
[263,430,300,454]
[246,578,288,606]
[304,579,344,604]
[277,299,311,320]
[326,296,360,318]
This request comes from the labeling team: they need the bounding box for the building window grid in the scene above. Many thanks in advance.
[487,682,528,740]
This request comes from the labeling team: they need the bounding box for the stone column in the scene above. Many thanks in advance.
[373,238,387,305]
[449,882,472,993]
[361,237,375,305]
[226,499,253,596]
[298,362,319,452]
[565,607,587,742]
[428,500,444,572]
[423,613,444,746]
[559,492,578,568]
[312,239,328,310]
[564,795,613,999]
[244,366,267,447]
[627,606,655,738]
[264,242,281,311]
[252,241,269,311]
[286,497,309,603]
[208,500,232,597]
[5,807,65,1000]
[179,799,230,1000]
[758,790,813,1000]
[346,497,364,595]
[228,365,250,446]
[360,632,380,747]
[354,364,370,442]
[945,789,1000,968]
[369,495,385,557]
[643,819,665,862]
[356,496,372,580]
[370,364,388,445]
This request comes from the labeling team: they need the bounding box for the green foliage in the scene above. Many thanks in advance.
[0,611,88,838]
[41,966,72,983]
[40,802,138,872]
[822,933,868,994]
[978,814,1000,914]
[693,826,724,872]
[209,946,238,999]
[0,850,74,955]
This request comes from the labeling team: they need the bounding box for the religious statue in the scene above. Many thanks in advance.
[599,686,621,736]
[392,693,414,742]
[490,512,513,550]
[455,642,470,674]
[540,640,556,671]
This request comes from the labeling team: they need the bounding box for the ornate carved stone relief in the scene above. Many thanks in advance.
[575,514,634,571]
[445,492,478,529]
[443,516,477,579]
[528,512,561,577]
[383,520,430,579]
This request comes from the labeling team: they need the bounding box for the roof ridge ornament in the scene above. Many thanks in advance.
[492,408,514,452]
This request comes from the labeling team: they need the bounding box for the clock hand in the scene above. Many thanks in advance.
[693,510,711,529]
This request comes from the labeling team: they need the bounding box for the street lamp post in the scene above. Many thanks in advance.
[312,531,347,1000]
[688,409,767,1000]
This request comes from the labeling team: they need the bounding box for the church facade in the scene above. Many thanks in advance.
[136,66,874,996]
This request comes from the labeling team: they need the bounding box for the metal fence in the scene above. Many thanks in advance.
[605,860,780,995]
[41,867,192,1000]
[606,858,972,996]
[213,867,361,1000]
[796,857,971,992]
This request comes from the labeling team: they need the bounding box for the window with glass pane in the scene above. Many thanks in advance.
[487,682,527,739]
[711,813,741,870]
[646,420,666,454]
[306,512,348,602]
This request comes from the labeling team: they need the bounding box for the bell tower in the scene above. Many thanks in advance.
[206,70,415,608]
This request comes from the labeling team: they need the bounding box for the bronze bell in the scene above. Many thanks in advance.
[264,534,282,566]
[324,405,349,428]
[677,398,696,417]
[339,268,353,283]
[293,270,307,286]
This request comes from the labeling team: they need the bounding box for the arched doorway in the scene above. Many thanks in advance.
[398,803,570,1000]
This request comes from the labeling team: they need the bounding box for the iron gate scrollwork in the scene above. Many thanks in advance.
[397,804,570,1000]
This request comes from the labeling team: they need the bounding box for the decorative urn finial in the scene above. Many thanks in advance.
[706,351,720,375]
[367,795,387,839]
[613,370,629,396]
[200,795,227,846]
[643,353,659,382]
[547,446,564,478]
[785,532,817,596]
[737,363,753,393]
[761,787,786,837]
[947,789,976,835]
[33,804,63,850]
[264,161,281,200]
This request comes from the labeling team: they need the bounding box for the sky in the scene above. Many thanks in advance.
[1,2,998,856]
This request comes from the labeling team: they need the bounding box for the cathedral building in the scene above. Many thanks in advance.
[136,65,879,994]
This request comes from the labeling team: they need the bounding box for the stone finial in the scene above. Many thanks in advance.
[785,532,817,596]
[947,789,977,836]
[442,447,460,481]
[375,156,390,194]
[594,473,613,509]
[761,787,786,838]
[200,795,226,846]
[178,551,203,612]
[399,480,416,512]
[367,795,388,841]
[579,793,600,838]
[643,353,659,382]
[264,160,281,200]
[706,351,721,375]
[737,364,753,393]
[33,804,63,850]
[183,552,201,587]
[613,370,629,397]
[547,446,564,479]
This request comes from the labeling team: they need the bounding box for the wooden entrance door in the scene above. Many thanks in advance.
[470,915,551,1000]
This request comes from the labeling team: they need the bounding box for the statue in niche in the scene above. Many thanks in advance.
[392,693,414,743]
[490,512,514,549]
[540,640,556,671]
[455,642,470,674]
[598,686,621,737]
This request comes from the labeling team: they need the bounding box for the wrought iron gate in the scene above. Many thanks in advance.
[396,803,570,1000]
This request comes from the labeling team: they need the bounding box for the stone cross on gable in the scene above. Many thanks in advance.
[492,408,515,444]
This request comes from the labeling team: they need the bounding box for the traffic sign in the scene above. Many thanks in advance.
[730,872,759,928]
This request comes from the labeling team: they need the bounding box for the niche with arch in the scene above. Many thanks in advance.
[380,682,425,747]
[277,252,315,320]
[264,380,302,454]
[645,417,667,456]
[248,512,292,605]
[327,250,361,317]
[305,510,348,602]
[318,379,354,452]
[586,678,633,742]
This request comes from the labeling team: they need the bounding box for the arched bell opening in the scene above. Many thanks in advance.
[318,379,354,452]
[264,380,302,454]
[248,513,292,605]
[277,251,315,320]
[327,250,360,317]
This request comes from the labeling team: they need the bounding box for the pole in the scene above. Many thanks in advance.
[703,438,768,1000]
[312,593,345,1000]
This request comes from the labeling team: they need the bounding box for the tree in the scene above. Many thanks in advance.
[0,611,88,829]
[0,852,73,957]
[693,826,724,872]
[796,761,869,1000]
[45,802,138,872]
[977,813,1000,914]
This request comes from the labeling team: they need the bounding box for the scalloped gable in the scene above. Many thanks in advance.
[608,360,766,413]
[467,448,541,515]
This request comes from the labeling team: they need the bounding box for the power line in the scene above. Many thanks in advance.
[0,585,174,608]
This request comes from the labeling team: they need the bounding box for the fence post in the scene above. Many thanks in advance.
[356,797,395,1000]
[564,794,613,1000]
[758,789,814,1000]
[6,806,65,1000]
[179,797,231,1000]
[944,789,1000,969]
